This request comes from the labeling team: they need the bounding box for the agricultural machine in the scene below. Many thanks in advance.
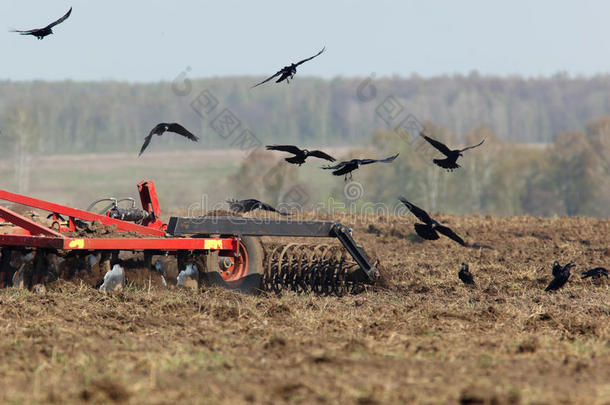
[0,181,380,294]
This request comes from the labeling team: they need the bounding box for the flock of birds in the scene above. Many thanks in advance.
[11,7,607,291]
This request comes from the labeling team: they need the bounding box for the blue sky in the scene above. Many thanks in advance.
[1,0,609,81]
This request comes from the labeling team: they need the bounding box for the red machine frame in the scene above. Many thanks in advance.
[0,181,238,254]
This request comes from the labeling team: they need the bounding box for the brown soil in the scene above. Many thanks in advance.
[0,213,609,404]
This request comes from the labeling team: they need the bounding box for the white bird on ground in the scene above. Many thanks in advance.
[99,264,125,292]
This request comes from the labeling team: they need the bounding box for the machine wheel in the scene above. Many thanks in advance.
[200,236,264,294]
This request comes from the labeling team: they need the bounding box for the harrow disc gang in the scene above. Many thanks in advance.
[1,241,374,296]
[261,243,367,295]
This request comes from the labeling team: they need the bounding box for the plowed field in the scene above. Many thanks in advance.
[0,214,608,404]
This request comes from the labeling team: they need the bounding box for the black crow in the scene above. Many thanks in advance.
[139,123,199,156]
[398,197,467,246]
[252,47,325,88]
[420,133,484,171]
[266,145,335,166]
[227,199,291,216]
[322,153,399,181]
[581,267,608,279]
[11,7,72,40]
[458,263,475,285]
[545,263,574,292]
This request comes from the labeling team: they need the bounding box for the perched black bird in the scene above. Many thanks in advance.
[139,123,199,156]
[227,199,291,216]
[458,263,475,285]
[266,145,335,166]
[252,47,325,88]
[322,153,399,181]
[420,133,484,171]
[11,7,72,40]
[545,262,575,292]
[398,197,467,246]
[581,267,608,279]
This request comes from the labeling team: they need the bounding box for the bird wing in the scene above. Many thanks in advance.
[459,270,475,285]
[255,200,291,216]
[545,272,569,291]
[360,153,399,165]
[252,70,283,88]
[459,139,485,153]
[138,133,154,156]
[322,161,347,170]
[46,7,72,29]
[421,134,452,156]
[544,277,559,291]
[398,197,433,224]
[294,46,326,67]
[167,123,199,141]
[332,165,354,176]
[266,145,302,155]
[10,29,39,34]
[307,150,336,161]
[435,225,467,246]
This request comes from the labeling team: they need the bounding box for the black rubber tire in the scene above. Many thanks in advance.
[199,236,264,294]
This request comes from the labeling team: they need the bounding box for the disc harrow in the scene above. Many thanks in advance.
[1,181,380,294]
[262,243,365,296]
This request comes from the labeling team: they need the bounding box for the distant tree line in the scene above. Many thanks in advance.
[1,75,609,217]
[2,73,610,156]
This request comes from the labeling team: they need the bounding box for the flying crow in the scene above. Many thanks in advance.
[11,7,72,40]
[252,47,325,88]
[420,133,484,171]
[227,199,291,216]
[266,145,335,166]
[581,267,608,279]
[545,262,574,291]
[458,263,475,285]
[398,197,467,246]
[322,153,399,181]
[139,123,199,156]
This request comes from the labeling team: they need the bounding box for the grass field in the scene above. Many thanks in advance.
[0,149,345,213]
[0,213,608,404]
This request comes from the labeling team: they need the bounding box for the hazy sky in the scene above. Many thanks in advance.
[1,0,609,82]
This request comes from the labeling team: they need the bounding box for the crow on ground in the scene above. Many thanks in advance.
[322,153,399,181]
[11,7,72,40]
[266,145,335,165]
[420,133,484,171]
[458,263,475,285]
[545,262,574,292]
[252,47,325,88]
[581,267,608,279]
[139,123,199,156]
[398,197,467,246]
